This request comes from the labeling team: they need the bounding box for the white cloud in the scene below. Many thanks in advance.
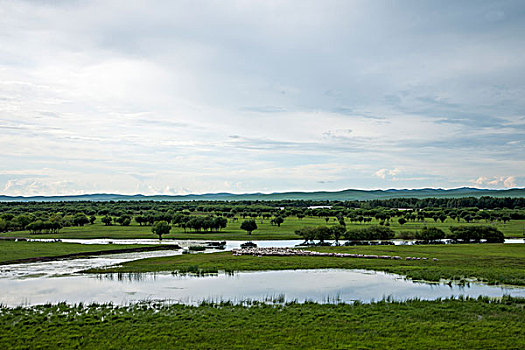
[374,168,401,180]
[504,176,517,188]
[3,179,81,196]
[472,176,517,188]
[0,1,524,195]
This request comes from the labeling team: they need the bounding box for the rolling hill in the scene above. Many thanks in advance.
[1,187,524,202]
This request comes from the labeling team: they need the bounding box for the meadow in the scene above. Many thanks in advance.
[1,208,524,349]
[88,243,525,286]
[2,215,524,240]
[0,241,164,264]
[0,297,523,349]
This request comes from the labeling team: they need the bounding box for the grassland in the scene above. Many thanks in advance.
[2,215,524,240]
[0,241,162,264]
[89,244,525,286]
[0,297,523,349]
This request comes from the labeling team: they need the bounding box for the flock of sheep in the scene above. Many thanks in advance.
[232,247,438,261]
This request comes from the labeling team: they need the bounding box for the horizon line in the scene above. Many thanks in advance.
[1,186,523,198]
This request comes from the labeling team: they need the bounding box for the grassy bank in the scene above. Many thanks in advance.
[0,298,523,349]
[2,216,524,240]
[89,244,525,286]
[0,241,162,265]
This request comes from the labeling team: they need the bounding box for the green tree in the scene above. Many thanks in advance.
[16,215,34,230]
[416,227,445,241]
[117,215,132,226]
[315,226,332,243]
[47,215,63,233]
[73,213,90,227]
[271,216,284,227]
[329,225,346,244]
[345,225,395,241]
[152,220,171,240]
[101,216,113,226]
[295,226,317,243]
[26,220,44,234]
[135,215,146,226]
[213,217,228,231]
[240,219,257,235]
[449,225,503,243]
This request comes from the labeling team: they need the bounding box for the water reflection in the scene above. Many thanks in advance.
[1,269,523,307]
[99,272,155,283]
[5,237,521,280]
[1,238,523,307]
[0,250,184,279]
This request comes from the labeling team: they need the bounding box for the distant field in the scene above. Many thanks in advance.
[1,187,524,201]
[2,215,524,240]
[89,243,525,286]
[1,298,523,349]
[0,241,159,264]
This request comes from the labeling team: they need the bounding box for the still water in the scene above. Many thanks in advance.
[1,269,524,307]
[1,239,524,307]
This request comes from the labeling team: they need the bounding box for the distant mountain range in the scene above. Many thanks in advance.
[1,187,524,202]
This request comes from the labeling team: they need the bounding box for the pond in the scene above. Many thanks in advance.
[2,239,524,307]
[1,267,524,307]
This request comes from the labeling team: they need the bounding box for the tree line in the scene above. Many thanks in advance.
[1,197,523,235]
[295,225,505,244]
[0,212,95,234]
[0,196,523,217]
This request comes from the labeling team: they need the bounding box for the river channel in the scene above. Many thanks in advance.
[1,239,524,307]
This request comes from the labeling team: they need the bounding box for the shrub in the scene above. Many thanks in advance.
[398,230,416,239]
[448,226,504,243]
[416,227,445,241]
[344,225,395,241]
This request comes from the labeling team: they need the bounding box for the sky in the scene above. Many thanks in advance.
[1,0,524,196]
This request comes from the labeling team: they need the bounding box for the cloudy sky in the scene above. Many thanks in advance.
[1,0,524,196]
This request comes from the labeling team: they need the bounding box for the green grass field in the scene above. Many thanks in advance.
[0,297,523,349]
[89,243,525,286]
[0,241,159,264]
[2,215,524,240]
